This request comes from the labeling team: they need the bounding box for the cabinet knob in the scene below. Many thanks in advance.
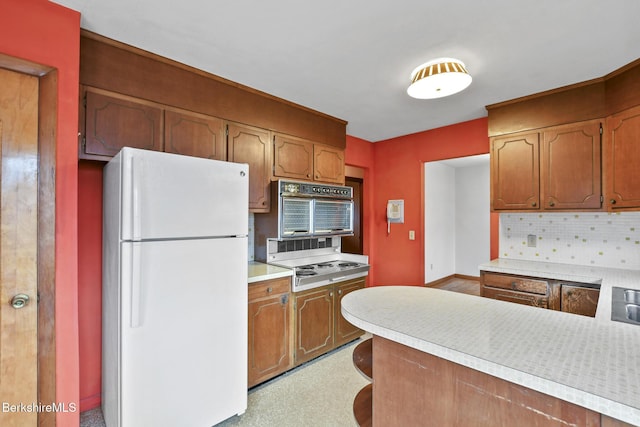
[266,287,273,293]
[549,200,555,207]
[610,199,617,205]
[531,201,537,207]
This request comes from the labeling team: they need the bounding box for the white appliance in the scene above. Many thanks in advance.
[102,147,248,427]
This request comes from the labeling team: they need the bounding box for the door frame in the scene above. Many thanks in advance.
[0,53,58,426]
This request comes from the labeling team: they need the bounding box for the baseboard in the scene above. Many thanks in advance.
[425,273,480,287]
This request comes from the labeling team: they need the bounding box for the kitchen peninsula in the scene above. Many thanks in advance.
[341,265,640,426]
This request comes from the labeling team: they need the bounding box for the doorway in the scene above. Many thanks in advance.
[424,155,490,284]
[343,172,364,255]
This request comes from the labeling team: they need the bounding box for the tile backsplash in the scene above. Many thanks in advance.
[499,212,640,269]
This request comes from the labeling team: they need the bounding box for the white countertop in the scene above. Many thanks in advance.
[342,278,640,425]
[248,261,293,284]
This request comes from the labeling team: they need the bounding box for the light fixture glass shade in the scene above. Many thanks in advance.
[407,58,472,99]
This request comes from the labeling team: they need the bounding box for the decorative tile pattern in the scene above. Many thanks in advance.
[499,212,640,269]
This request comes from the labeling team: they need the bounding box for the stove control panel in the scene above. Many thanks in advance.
[280,180,352,199]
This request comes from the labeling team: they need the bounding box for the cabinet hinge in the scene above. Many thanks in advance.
[600,124,603,135]
[601,195,604,203]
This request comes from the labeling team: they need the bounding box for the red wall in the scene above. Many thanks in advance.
[346,117,495,286]
[0,0,81,425]
[78,161,104,411]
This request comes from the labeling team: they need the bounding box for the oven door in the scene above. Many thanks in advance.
[314,199,354,236]
[279,197,313,238]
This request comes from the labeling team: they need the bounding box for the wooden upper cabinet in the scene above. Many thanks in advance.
[83,88,163,159]
[491,120,603,212]
[605,105,640,210]
[164,109,225,160]
[227,122,271,212]
[491,132,540,210]
[314,144,345,184]
[273,134,345,184]
[273,134,314,181]
[541,120,602,210]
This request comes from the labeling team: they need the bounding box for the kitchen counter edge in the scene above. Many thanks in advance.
[341,286,640,426]
[248,261,293,284]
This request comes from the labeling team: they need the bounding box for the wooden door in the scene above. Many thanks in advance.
[0,68,39,426]
[273,134,313,181]
[247,278,291,387]
[605,105,640,209]
[294,287,333,365]
[334,279,365,347]
[228,123,271,212]
[313,144,345,184]
[342,177,363,254]
[164,109,225,160]
[541,120,602,210]
[491,132,540,210]
[83,88,163,159]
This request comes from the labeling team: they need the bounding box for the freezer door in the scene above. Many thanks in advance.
[119,238,247,426]
[116,147,248,240]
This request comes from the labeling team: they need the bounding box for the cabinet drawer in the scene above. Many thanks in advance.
[482,287,549,308]
[249,277,290,300]
[482,273,548,295]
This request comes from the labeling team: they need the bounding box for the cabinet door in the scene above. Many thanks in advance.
[228,123,271,212]
[248,278,291,388]
[334,278,365,347]
[491,132,540,210]
[273,134,314,181]
[541,120,602,210]
[481,287,549,308]
[605,105,640,209]
[560,285,599,317]
[294,287,334,365]
[164,109,225,160]
[314,144,345,184]
[83,88,162,159]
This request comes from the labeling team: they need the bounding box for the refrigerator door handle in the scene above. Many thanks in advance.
[130,157,142,241]
[130,242,143,328]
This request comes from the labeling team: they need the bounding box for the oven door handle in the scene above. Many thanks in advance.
[330,276,348,282]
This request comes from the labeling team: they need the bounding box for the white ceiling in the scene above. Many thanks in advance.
[51,0,640,142]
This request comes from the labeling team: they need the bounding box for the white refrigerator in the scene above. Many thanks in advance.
[102,147,248,427]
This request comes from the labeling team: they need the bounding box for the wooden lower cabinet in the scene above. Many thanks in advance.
[481,271,552,309]
[481,271,600,317]
[561,283,600,317]
[294,278,365,365]
[372,336,632,427]
[247,277,292,388]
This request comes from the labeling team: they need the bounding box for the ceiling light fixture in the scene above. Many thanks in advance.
[407,57,472,99]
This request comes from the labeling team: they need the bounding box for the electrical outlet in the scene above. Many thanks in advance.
[527,234,537,247]
[409,230,415,240]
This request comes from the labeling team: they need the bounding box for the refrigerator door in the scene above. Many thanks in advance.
[116,147,248,241]
[120,237,247,426]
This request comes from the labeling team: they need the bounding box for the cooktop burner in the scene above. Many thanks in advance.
[338,262,359,268]
[296,270,318,276]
